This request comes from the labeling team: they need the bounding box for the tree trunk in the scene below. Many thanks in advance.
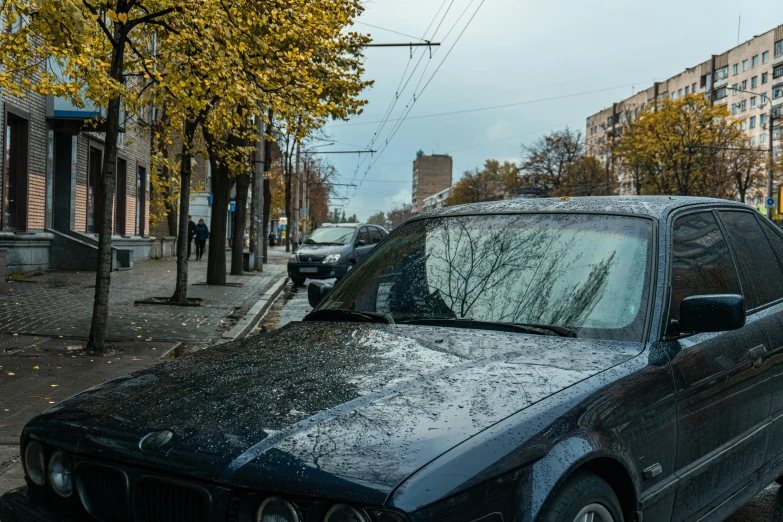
[262,110,273,262]
[170,120,198,303]
[284,150,292,253]
[85,35,126,355]
[231,168,250,275]
[207,156,231,285]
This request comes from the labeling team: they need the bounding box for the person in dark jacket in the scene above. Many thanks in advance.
[187,215,197,260]
[195,219,209,261]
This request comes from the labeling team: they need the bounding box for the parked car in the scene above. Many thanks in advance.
[287,223,387,285]
[6,196,783,522]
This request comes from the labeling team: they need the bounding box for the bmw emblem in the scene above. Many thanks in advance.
[308,258,313,262]
[139,430,174,450]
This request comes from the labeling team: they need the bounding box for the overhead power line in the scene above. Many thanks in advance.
[355,21,431,42]
[334,83,645,127]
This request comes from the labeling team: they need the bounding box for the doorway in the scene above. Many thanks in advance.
[52,132,73,232]
[115,158,127,235]
[136,166,146,236]
[87,147,102,233]
[4,110,29,231]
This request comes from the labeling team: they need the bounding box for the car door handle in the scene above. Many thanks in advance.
[749,345,768,367]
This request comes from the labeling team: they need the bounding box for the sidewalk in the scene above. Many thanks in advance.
[0,250,289,493]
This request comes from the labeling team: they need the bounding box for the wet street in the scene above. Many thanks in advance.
[261,278,783,522]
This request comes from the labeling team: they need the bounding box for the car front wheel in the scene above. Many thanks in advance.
[290,274,306,286]
[538,471,623,522]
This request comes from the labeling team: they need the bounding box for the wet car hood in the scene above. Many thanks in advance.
[26,323,640,504]
[295,243,346,257]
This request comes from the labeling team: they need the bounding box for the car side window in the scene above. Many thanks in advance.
[356,227,370,246]
[669,212,741,324]
[760,219,783,274]
[719,210,783,309]
[370,227,383,244]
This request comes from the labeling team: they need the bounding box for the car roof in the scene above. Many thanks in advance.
[421,196,752,220]
[320,223,374,228]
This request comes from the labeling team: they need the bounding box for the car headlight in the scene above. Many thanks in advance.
[323,254,341,264]
[289,254,297,263]
[48,450,73,497]
[256,496,301,522]
[23,441,46,486]
[325,504,370,522]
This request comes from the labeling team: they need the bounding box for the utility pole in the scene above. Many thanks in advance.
[293,140,301,250]
[768,102,777,222]
[252,108,265,271]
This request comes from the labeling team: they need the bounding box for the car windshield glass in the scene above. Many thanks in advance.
[305,227,355,245]
[318,213,653,342]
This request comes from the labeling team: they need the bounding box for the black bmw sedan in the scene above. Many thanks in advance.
[4,196,783,522]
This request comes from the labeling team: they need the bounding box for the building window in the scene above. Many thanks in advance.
[692,82,697,92]
[742,59,749,71]
[752,137,757,146]
[678,88,683,97]
[762,72,769,84]
[752,55,759,67]
[751,76,758,88]
[763,51,770,63]
[750,116,756,128]
[776,39,783,57]
[685,86,690,95]
[761,134,767,144]
[774,85,783,99]
[732,83,738,95]
[733,64,739,76]
[761,114,768,126]
[751,96,757,108]
[741,99,747,111]
[136,167,146,236]
[3,108,29,231]
[742,79,748,90]
[714,87,728,100]
[732,104,738,115]
[740,120,747,130]
[774,64,783,79]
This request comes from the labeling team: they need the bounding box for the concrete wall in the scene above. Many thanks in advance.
[0,232,53,273]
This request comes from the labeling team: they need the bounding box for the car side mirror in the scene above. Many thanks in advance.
[308,281,334,308]
[679,294,745,334]
[357,239,367,246]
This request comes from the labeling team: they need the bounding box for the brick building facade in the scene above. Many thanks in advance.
[0,73,155,272]
[412,153,452,213]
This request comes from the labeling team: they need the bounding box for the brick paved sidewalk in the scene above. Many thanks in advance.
[0,252,286,344]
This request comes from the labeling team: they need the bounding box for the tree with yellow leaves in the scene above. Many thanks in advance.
[616,95,747,197]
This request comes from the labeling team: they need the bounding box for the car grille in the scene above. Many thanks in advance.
[300,255,325,263]
[77,464,131,522]
[76,463,211,522]
[134,478,209,522]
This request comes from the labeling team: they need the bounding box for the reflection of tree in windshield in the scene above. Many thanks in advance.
[306,227,355,245]
[425,216,618,327]
[323,214,651,342]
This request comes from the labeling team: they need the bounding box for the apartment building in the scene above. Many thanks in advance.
[412,152,452,213]
[586,24,783,197]
[422,186,452,213]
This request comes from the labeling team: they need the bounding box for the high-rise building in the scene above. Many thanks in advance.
[412,152,452,213]
[585,24,783,197]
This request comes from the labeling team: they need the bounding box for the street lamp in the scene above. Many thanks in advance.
[731,87,778,220]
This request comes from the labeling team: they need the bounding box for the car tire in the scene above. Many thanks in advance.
[537,471,624,522]
[290,275,306,286]
[347,261,356,271]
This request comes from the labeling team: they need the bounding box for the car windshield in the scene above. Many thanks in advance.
[305,227,355,245]
[318,213,653,342]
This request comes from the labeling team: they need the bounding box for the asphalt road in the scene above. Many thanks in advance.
[260,278,783,522]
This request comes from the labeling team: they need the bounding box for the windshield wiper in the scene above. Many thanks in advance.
[304,241,343,245]
[395,317,576,337]
[304,309,395,325]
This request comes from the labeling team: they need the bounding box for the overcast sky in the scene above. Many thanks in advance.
[319,0,783,220]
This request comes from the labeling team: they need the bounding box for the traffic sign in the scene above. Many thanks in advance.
[766,197,776,208]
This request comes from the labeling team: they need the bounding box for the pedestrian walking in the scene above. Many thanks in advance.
[195,219,209,261]
[187,215,196,260]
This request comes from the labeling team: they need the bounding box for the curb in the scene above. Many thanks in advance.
[219,274,289,343]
